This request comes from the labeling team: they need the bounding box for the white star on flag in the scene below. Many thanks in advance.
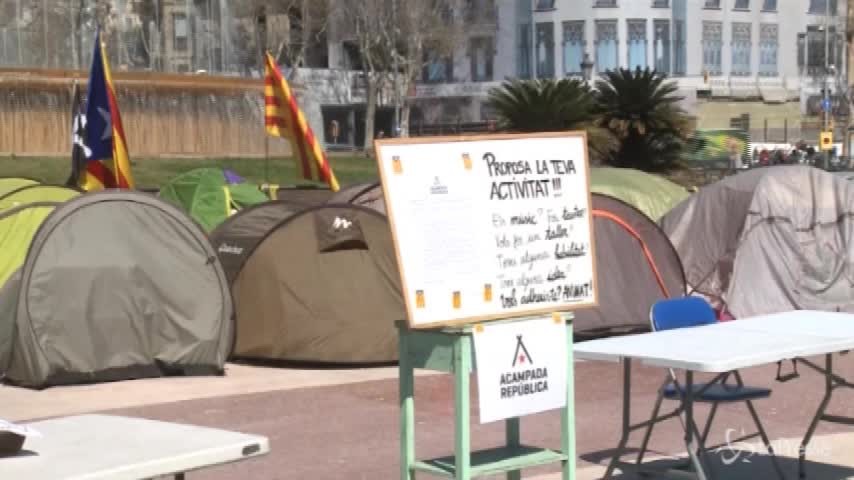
[97,106,112,141]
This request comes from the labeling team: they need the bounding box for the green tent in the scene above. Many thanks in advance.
[0,178,39,198]
[0,203,61,287]
[0,185,81,212]
[590,167,690,221]
[158,168,269,232]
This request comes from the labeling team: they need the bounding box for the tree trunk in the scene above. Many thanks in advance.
[364,75,378,152]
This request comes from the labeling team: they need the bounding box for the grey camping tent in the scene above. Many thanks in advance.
[573,193,687,338]
[327,181,385,214]
[0,191,234,388]
[660,165,854,317]
[209,202,403,364]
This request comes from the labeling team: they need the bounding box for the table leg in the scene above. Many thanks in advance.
[454,336,471,480]
[799,353,834,480]
[399,327,415,480]
[174,474,185,480]
[562,322,576,480]
[506,417,521,480]
[683,371,711,480]
[603,358,631,479]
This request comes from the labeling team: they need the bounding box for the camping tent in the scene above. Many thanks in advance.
[0,202,62,288]
[0,191,234,388]
[0,184,81,211]
[209,203,403,364]
[0,177,39,197]
[573,193,687,338]
[660,165,854,317]
[590,167,690,221]
[326,181,385,213]
[268,184,335,205]
[158,168,269,231]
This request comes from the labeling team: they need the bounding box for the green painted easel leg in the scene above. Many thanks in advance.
[400,326,415,480]
[506,417,521,480]
[562,322,576,480]
[454,336,471,479]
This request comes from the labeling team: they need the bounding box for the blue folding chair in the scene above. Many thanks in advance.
[636,296,785,479]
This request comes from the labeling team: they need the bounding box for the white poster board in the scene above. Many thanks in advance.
[472,315,567,423]
[375,132,597,328]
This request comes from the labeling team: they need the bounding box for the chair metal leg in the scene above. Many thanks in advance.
[700,402,718,446]
[730,371,786,480]
[636,375,669,465]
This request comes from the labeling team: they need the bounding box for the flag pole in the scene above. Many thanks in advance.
[264,133,270,184]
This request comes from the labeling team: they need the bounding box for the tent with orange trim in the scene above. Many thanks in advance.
[572,193,687,339]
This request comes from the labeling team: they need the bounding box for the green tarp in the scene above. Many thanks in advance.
[0,178,38,198]
[0,185,80,212]
[158,168,269,232]
[0,204,59,287]
[590,167,690,221]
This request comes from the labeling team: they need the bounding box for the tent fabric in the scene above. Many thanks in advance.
[270,185,334,205]
[0,191,234,389]
[328,182,385,214]
[660,165,854,317]
[0,178,39,197]
[0,203,60,288]
[209,200,307,284]
[0,185,80,211]
[573,194,686,338]
[589,167,690,221]
[210,204,403,364]
[158,168,269,232]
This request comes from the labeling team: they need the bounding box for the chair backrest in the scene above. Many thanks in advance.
[650,296,718,332]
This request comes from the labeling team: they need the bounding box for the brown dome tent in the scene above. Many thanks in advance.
[327,181,385,214]
[0,191,234,389]
[209,203,403,363]
[573,193,686,339]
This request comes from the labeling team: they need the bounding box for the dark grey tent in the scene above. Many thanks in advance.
[327,181,385,214]
[574,193,687,339]
[0,191,234,389]
[209,203,403,363]
[270,184,334,205]
[660,165,854,318]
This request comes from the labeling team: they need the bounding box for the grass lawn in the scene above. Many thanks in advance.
[0,154,380,190]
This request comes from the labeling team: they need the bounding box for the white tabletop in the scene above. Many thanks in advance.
[574,310,854,372]
[0,414,269,480]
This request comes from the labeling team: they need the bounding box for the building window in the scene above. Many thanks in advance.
[595,20,618,73]
[536,22,555,78]
[594,0,617,6]
[535,0,555,10]
[731,22,751,76]
[704,0,721,8]
[627,19,647,70]
[759,23,778,76]
[562,21,585,75]
[762,0,777,11]
[733,0,750,9]
[652,0,669,7]
[653,20,671,73]
[808,0,837,14]
[518,23,532,79]
[702,21,722,76]
[673,20,685,75]
[800,25,842,75]
[173,13,188,51]
[423,47,453,83]
[469,36,494,81]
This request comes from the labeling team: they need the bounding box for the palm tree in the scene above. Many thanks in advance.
[593,67,691,171]
[485,78,615,164]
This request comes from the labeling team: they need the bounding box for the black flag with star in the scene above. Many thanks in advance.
[65,81,89,187]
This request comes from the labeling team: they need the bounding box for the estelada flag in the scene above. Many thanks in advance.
[263,51,339,191]
[79,28,134,190]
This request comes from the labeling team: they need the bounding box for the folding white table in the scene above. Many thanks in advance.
[0,413,269,479]
[574,310,854,480]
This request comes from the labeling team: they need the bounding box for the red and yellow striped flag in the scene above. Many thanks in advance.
[263,52,339,191]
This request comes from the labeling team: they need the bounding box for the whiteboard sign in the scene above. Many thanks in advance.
[375,132,597,328]
[472,315,567,423]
